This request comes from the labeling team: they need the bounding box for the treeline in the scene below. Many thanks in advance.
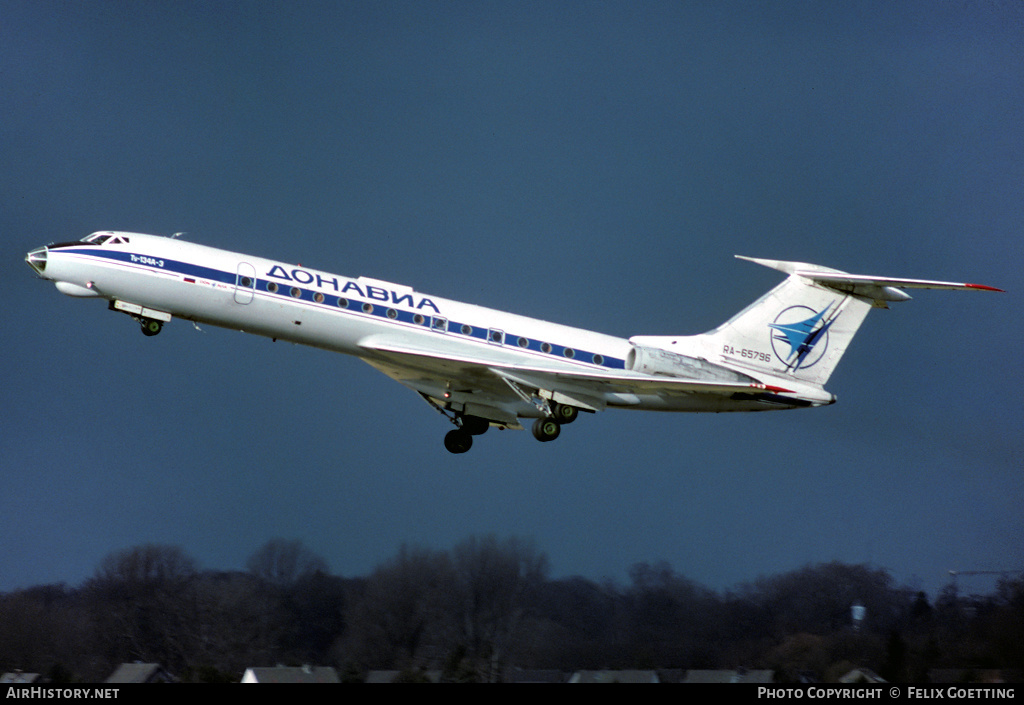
[1,536,1022,682]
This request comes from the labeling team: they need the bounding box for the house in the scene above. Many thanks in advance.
[364,670,441,683]
[928,669,1022,683]
[504,669,569,683]
[241,666,340,683]
[838,668,886,684]
[569,670,660,683]
[684,669,775,683]
[105,663,175,683]
[1,672,41,684]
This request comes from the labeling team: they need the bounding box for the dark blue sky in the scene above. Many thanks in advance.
[4,1,1021,598]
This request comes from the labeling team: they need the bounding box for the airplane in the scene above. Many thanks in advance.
[25,231,1001,453]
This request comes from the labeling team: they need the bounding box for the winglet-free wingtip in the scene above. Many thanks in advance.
[964,283,1004,292]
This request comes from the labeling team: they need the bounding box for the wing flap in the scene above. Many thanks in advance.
[358,336,788,406]
[493,362,785,396]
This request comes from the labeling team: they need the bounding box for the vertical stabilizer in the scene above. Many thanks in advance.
[701,267,873,386]
[683,257,1001,387]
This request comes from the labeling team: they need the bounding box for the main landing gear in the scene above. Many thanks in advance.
[536,403,578,441]
[550,402,578,424]
[531,418,561,442]
[527,405,581,444]
[442,403,578,454]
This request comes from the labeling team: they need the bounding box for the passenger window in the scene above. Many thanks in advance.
[431,317,448,332]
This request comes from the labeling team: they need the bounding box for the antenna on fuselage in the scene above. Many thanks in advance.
[171,231,187,239]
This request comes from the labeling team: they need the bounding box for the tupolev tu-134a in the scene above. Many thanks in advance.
[26,231,1001,454]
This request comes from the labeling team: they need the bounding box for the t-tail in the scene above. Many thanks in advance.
[640,256,1002,390]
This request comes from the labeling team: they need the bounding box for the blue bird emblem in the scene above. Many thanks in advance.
[768,304,838,371]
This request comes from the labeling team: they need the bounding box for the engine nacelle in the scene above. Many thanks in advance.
[628,345,755,384]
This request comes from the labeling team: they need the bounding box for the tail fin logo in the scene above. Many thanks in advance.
[768,304,840,371]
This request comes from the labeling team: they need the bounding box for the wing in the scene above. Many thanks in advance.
[357,335,786,428]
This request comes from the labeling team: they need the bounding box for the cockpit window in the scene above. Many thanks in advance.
[80,233,129,245]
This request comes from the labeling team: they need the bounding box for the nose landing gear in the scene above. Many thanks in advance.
[444,428,473,454]
[110,300,171,337]
[443,414,491,454]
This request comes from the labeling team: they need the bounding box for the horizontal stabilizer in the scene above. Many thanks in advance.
[798,272,1003,292]
[736,256,1003,303]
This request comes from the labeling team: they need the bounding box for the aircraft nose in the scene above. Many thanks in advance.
[26,246,48,275]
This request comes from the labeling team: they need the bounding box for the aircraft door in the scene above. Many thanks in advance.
[235,262,257,304]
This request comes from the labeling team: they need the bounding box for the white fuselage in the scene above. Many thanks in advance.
[29,231,999,452]
[28,232,823,421]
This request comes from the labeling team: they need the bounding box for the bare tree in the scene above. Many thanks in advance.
[451,534,549,681]
[94,543,197,591]
[336,544,456,670]
[86,544,199,675]
[621,561,723,667]
[184,571,290,677]
[246,538,328,587]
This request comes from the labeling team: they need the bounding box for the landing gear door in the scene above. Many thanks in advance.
[235,262,257,304]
